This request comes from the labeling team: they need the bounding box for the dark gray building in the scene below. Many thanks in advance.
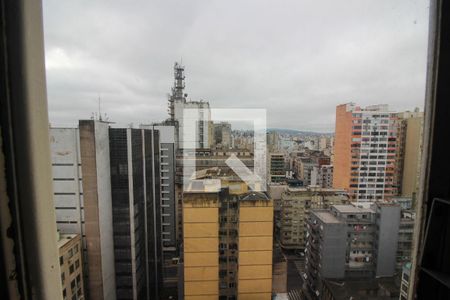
[372,203,401,277]
[305,203,401,299]
[109,127,162,300]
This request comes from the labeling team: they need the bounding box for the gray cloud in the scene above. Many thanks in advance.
[43,0,430,131]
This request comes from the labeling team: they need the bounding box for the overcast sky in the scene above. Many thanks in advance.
[43,0,429,132]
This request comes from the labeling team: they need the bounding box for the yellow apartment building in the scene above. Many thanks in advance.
[183,178,273,300]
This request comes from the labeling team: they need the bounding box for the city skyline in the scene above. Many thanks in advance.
[43,0,429,131]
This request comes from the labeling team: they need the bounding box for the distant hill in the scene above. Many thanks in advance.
[267,128,334,136]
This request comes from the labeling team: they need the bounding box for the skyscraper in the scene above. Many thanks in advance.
[333,103,399,202]
[108,127,161,299]
[51,120,163,300]
[142,123,179,295]
[51,122,117,300]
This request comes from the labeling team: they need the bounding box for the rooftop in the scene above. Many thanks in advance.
[286,186,348,194]
[240,192,270,201]
[313,210,342,224]
[57,233,78,249]
[323,277,400,300]
[184,179,221,193]
[333,204,374,214]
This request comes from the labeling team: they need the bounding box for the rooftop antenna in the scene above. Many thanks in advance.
[98,95,102,121]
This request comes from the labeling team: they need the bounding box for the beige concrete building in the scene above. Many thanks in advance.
[397,110,424,199]
[183,178,273,300]
[280,186,349,250]
[58,233,84,300]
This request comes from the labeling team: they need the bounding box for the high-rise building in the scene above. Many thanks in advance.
[142,124,179,295]
[213,122,232,149]
[318,137,329,151]
[312,165,333,188]
[182,178,273,299]
[108,127,161,299]
[51,120,163,300]
[168,62,211,149]
[396,210,415,271]
[50,123,117,300]
[174,148,255,253]
[267,131,280,152]
[305,203,401,298]
[333,103,399,202]
[292,152,330,187]
[297,158,317,185]
[58,233,84,300]
[270,153,286,183]
[396,110,424,198]
[279,186,349,250]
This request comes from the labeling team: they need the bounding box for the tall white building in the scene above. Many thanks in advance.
[334,103,399,202]
[168,62,211,149]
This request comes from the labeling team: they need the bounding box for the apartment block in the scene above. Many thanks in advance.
[298,158,317,185]
[213,122,232,149]
[292,152,331,186]
[182,178,273,300]
[396,110,424,198]
[270,153,286,183]
[313,165,333,188]
[175,148,255,255]
[396,210,415,271]
[279,186,349,250]
[333,103,399,202]
[305,203,401,298]
[58,233,84,300]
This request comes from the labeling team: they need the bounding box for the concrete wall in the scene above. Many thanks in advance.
[333,104,353,190]
[321,222,347,278]
[183,194,219,299]
[50,128,83,235]
[375,205,401,277]
[94,122,117,300]
[401,116,423,197]
[79,120,117,300]
[238,200,273,300]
